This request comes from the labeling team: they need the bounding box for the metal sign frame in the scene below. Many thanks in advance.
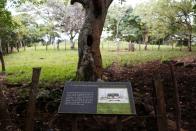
[58,82,136,115]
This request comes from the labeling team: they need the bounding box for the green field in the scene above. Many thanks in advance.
[97,103,131,114]
[4,42,196,85]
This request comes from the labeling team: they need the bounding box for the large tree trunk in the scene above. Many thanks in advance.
[22,41,26,51]
[139,42,141,51]
[46,42,48,51]
[180,40,183,51]
[49,36,52,45]
[128,42,135,52]
[6,42,9,54]
[188,34,192,52]
[158,40,161,51]
[70,38,75,50]
[0,38,2,53]
[70,31,77,50]
[158,44,161,50]
[65,40,66,50]
[115,17,122,52]
[144,42,148,50]
[144,31,148,51]
[11,46,13,53]
[0,39,5,72]
[16,41,20,52]
[71,0,113,81]
[0,51,5,72]
[51,37,55,45]
[57,40,60,50]
[172,43,174,50]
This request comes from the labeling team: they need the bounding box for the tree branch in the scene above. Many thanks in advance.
[106,0,114,8]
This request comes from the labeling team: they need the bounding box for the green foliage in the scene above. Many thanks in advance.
[0,0,15,36]
[0,0,19,53]
[134,0,196,44]
[0,0,6,8]
[134,1,168,41]
[105,5,144,42]
[11,0,66,45]
[105,4,127,40]
[120,8,143,42]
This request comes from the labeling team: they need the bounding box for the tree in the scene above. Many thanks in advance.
[71,0,114,81]
[120,8,144,43]
[174,0,194,51]
[0,0,15,72]
[0,51,5,72]
[64,4,85,49]
[134,2,152,50]
[133,0,169,50]
[135,0,195,51]
[105,4,127,39]
[106,6,145,51]
[0,1,14,51]
[134,1,170,50]
[15,0,65,50]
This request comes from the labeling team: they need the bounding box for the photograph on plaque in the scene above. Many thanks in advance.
[98,88,129,103]
[97,88,131,114]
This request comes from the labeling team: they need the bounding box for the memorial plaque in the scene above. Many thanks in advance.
[58,82,136,115]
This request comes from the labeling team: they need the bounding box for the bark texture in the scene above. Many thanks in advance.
[188,34,192,52]
[70,31,77,50]
[0,51,5,72]
[70,39,75,50]
[71,0,113,81]
[144,31,148,51]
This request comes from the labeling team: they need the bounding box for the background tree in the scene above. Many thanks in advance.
[134,0,195,51]
[105,4,145,51]
[14,0,67,50]
[0,0,16,72]
[105,4,127,39]
[63,4,85,49]
[120,8,143,43]
[174,0,194,51]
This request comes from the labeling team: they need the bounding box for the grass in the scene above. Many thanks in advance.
[5,49,78,85]
[4,42,196,85]
[97,103,131,114]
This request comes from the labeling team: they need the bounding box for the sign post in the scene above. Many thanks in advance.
[59,82,136,115]
[58,82,136,130]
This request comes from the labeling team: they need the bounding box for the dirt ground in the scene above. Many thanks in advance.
[103,55,196,131]
[0,55,196,131]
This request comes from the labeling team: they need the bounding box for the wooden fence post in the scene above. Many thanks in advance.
[153,74,168,131]
[25,67,41,131]
[169,64,181,131]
